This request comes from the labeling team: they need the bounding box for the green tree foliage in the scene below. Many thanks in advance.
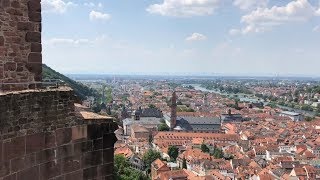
[201,83,252,94]
[114,155,149,180]
[142,150,161,170]
[301,104,313,111]
[148,104,156,109]
[268,102,277,108]
[168,146,179,161]
[42,64,98,100]
[158,123,170,131]
[182,158,187,169]
[305,116,314,122]
[212,146,224,159]
[224,154,234,160]
[201,144,210,153]
[92,103,102,113]
[105,88,113,103]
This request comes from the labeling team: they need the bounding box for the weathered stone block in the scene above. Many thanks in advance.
[44,132,56,148]
[17,22,33,31]
[31,43,42,52]
[0,0,10,8]
[16,63,25,72]
[0,141,2,162]
[81,150,102,168]
[74,141,92,155]
[57,144,73,159]
[10,154,36,173]
[26,133,45,154]
[28,53,42,63]
[0,36,4,46]
[17,166,39,180]
[3,136,25,160]
[28,12,41,22]
[103,148,114,164]
[25,32,41,42]
[103,133,117,149]
[56,128,72,145]
[39,160,62,180]
[0,161,10,178]
[93,138,103,151]
[10,1,20,8]
[98,164,114,178]
[72,125,87,141]
[3,173,17,180]
[4,62,17,71]
[87,124,103,140]
[27,0,41,12]
[61,156,81,174]
[83,166,98,180]
[5,7,23,16]
[36,148,56,164]
[65,170,83,180]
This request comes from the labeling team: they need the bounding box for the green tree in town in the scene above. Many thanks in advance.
[212,146,224,159]
[168,146,179,161]
[201,144,210,153]
[148,104,156,109]
[142,150,161,170]
[182,158,187,169]
[114,155,149,180]
[158,123,170,131]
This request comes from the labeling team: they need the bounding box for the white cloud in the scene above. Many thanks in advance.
[44,38,91,46]
[42,0,76,13]
[313,25,320,32]
[316,8,320,15]
[146,0,220,17]
[84,2,103,8]
[84,2,95,7]
[232,0,317,35]
[229,29,241,35]
[89,10,111,21]
[233,0,268,11]
[186,33,207,41]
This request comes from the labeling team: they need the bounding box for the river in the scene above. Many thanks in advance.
[190,84,316,117]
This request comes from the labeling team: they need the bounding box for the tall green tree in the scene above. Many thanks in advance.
[114,155,149,180]
[158,123,169,131]
[182,158,187,169]
[142,150,161,170]
[201,144,210,153]
[212,146,224,159]
[168,146,179,161]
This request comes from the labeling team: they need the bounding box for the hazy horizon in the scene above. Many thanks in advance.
[42,0,320,76]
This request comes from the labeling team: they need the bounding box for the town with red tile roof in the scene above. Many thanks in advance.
[76,77,320,180]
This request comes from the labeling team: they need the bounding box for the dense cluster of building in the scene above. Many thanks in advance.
[102,80,320,179]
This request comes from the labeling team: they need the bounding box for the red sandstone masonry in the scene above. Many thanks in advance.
[0,88,118,180]
[0,0,42,91]
[1,1,118,179]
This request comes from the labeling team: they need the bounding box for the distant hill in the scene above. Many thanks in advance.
[42,64,98,100]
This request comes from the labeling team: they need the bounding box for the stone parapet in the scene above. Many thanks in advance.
[0,88,118,180]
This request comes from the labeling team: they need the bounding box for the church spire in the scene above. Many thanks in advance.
[170,91,177,130]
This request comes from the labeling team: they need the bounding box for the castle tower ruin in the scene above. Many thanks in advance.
[0,0,42,91]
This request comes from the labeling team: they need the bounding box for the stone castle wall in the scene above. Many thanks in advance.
[0,0,42,90]
[0,1,118,179]
[0,88,117,180]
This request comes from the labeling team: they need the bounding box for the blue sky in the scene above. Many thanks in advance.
[42,0,320,76]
